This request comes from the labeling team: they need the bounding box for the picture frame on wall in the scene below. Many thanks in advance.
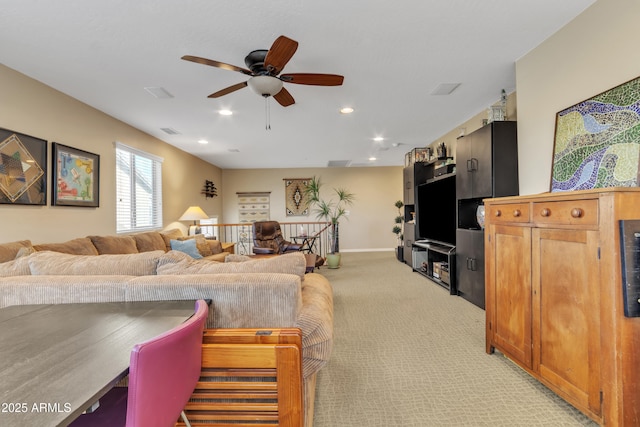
[52,142,100,207]
[0,128,47,205]
[550,75,640,192]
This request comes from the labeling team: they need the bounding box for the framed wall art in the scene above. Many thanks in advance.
[551,75,640,192]
[52,143,100,207]
[284,178,311,216]
[0,128,47,205]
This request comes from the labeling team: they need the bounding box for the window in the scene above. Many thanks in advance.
[199,216,219,239]
[115,142,163,233]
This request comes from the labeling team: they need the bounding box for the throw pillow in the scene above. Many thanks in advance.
[170,239,203,259]
[177,234,213,257]
[15,246,36,259]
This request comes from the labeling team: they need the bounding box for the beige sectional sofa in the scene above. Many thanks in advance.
[0,232,333,427]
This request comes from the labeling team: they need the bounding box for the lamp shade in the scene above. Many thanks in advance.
[179,206,209,222]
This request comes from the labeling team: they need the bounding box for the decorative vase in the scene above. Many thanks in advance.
[476,205,486,229]
[326,253,341,269]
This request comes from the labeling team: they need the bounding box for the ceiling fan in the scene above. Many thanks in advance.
[181,35,344,107]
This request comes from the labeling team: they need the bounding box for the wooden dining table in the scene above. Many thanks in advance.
[0,300,199,426]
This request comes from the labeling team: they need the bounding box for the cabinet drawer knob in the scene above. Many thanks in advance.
[513,209,521,217]
[541,208,551,217]
[571,208,584,218]
[495,209,502,217]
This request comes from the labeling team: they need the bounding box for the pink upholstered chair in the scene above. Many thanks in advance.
[69,299,208,427]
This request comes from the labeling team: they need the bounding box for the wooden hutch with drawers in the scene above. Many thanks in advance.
[484,188,640,426]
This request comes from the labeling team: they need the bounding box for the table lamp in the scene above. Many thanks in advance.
[179,206,209,235]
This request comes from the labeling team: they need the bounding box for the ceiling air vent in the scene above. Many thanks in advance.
[144,86,174,99]
[327,160,351,167]
[160,127,181,135]
[430,83,461,96]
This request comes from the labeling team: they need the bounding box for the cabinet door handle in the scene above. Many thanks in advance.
[495,209,502,217]
[571,208,584,218]
[466,258,472,270]
[513,209,521,217]
[541,208,551,217]
[405,181,411,190]
[466,158,478,172]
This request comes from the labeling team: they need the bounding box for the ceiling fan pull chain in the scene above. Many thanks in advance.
[265,95,271,130]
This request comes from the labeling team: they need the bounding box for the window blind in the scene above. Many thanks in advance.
[115,142,163,233]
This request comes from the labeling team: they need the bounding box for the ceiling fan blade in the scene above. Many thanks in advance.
[280,73,344,86]
[207,81,248,98]
[273,87,295,107]
[264,36,298,75]
[182,55,252,76]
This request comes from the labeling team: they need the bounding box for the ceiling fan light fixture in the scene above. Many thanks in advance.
[247,76,283,96]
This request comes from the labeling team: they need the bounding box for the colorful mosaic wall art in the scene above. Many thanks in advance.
[551,75,640,192]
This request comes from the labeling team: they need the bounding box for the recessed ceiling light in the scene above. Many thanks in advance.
[369,156,377,161]
[197,139,208,145]
[373,137,384,142]
[219,109,233,116]
[340,107,354,114]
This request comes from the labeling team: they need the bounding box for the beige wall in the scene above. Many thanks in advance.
[424,92,518,163]
[0,64,222,244]
[222,167,403,251]
[516,0,640,195]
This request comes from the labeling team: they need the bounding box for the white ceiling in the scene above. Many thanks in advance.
[1,0,594,169]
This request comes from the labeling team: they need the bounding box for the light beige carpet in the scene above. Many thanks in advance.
[313,251,596,426]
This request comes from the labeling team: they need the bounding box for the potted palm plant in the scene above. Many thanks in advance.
[304,176,355,269]
[393,200,404,261]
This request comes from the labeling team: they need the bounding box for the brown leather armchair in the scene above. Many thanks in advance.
[252,221,302,255]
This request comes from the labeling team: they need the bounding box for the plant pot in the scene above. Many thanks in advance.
[326,253,341,269]
[396,246,404,262]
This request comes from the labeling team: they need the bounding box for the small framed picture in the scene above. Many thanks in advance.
[52,143,100,207]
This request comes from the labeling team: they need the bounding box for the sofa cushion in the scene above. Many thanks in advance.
[170,239,203,259]
[0,256,32,276]
[33,237,99,256]
[133,231,167,253]
[28,250,164,276]
[0,240,33,263]
[88,235,138,254]
[160,228,184,251]
[157,251,306,279]
[177,234,213,257]
[15,246,36,258]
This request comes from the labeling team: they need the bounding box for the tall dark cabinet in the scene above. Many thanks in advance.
[456,121,518,309]
[402,162,429,264]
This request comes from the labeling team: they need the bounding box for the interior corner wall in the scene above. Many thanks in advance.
[221,166,403,251]
[425,92,518,163]
[516,0,640,195]
[0,64,222,244]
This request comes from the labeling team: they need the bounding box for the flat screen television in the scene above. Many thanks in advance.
[416,175,456,246]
